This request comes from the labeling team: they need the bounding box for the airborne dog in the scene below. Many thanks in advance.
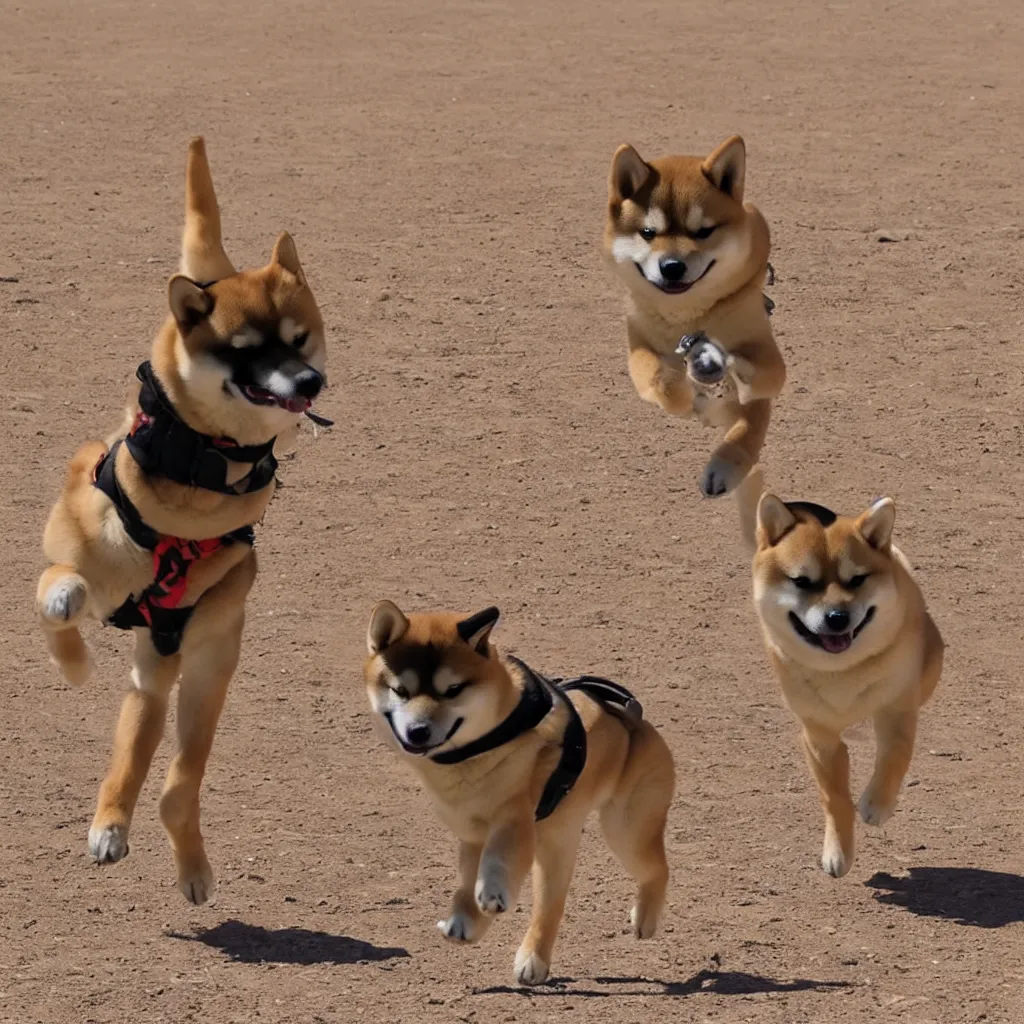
[363,602,675,985]
[603,135,785,503]
[36,138,327,903]
[752,493,944,878]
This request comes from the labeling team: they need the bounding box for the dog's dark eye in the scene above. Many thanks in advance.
[639,227,657,242]
[292,331,309,349]
[391,685,409,700]
[790,575,821,591]
[443,682,468,699]
[845,574,869,589]
[693,224,717,241]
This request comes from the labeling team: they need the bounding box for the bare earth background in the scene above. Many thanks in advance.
[2,1,1023,1021]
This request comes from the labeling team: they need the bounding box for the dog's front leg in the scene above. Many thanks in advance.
[859,703,920,826]
[159,550,256,904]
[801,722,856,878]
[513,814,586,986]
[627,326,694,417]
[89,631,181,864]
[475,800,535,920]
[438,841,492,944]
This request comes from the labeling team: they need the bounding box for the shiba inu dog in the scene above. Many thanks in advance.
[752,493,944,878]
[36,137,327,903]
[603,136,785,500]
[363,602,675,985]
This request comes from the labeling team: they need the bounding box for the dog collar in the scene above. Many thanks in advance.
[125,361,278,496]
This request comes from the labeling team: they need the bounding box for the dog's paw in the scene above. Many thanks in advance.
[42,576,87,623]
[437,912,481,944]
[514,947,550,986]
[820,835,852,878]
[177,856,215,905]
[700,455,747,498]
[630,902,660,940]
[475,876,509,915]
[858,789,896,827]
[88,824,129,864]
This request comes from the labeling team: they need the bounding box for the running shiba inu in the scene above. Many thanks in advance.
[751,493,944,878]
[363,602,675,985]
[603,135,785,499]
[36,138,328,903]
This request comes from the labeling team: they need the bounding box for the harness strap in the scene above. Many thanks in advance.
[92,442,255,656]
[126,361,278,496]
[429,657,642,822]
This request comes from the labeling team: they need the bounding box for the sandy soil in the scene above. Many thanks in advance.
[2,0,1023,1021]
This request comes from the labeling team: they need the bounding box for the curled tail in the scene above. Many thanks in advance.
[180,136,235,283]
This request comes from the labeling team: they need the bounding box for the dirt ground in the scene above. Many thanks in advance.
[2,0,1023,1021]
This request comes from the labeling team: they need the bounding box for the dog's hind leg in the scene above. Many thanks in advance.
[89,630,180,865]
[37,565,92,685]
[180,137,235,284]
[599,722,674,939]
[700,397,772,498]
[513,814,586,986]
[159,550,255,904]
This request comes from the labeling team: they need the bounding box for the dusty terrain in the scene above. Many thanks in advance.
[2,0,1023,1021]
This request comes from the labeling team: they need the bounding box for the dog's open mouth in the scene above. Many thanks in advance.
[240,385,311,414]
[636,259,716,295]
[789,607,876,654]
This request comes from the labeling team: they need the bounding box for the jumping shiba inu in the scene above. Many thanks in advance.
[363,602,675,985]
[751,493,944,878]
[36,137,327,903]
[603,135,785,500]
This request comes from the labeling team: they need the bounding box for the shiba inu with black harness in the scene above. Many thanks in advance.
[364,602,675,986]
[36,137,328,903]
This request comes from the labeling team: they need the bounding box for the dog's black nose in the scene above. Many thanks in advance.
[659,257,686,283]
[294,367,324,399]
[405,724,432,748]
[824,608,851,632]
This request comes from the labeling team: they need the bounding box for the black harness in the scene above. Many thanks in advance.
[91,360,276,656]
[430,658,643,821]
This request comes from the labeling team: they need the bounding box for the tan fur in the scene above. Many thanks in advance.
[36,137,326,902]
[363,603,675,986]
[603,136,785,506]
[751,494,944,878]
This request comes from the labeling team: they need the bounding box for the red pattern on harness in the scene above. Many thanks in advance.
[141,535,227,619]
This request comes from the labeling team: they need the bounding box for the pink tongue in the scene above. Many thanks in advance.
[285,397,311,413]
[820,634,852,654]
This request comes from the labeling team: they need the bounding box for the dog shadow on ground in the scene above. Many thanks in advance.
[865,866,1024,928]
[475,968,849,999]
[168,919,410,966]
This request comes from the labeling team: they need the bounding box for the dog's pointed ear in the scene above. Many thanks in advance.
[270,231,307,286]
[856,498,895,551]
[168,275,214,332]
[702,135,746,202]
[457,606,500,657]
[757,493,798,548]
[367,600,410,656]
[610,144,651,203]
